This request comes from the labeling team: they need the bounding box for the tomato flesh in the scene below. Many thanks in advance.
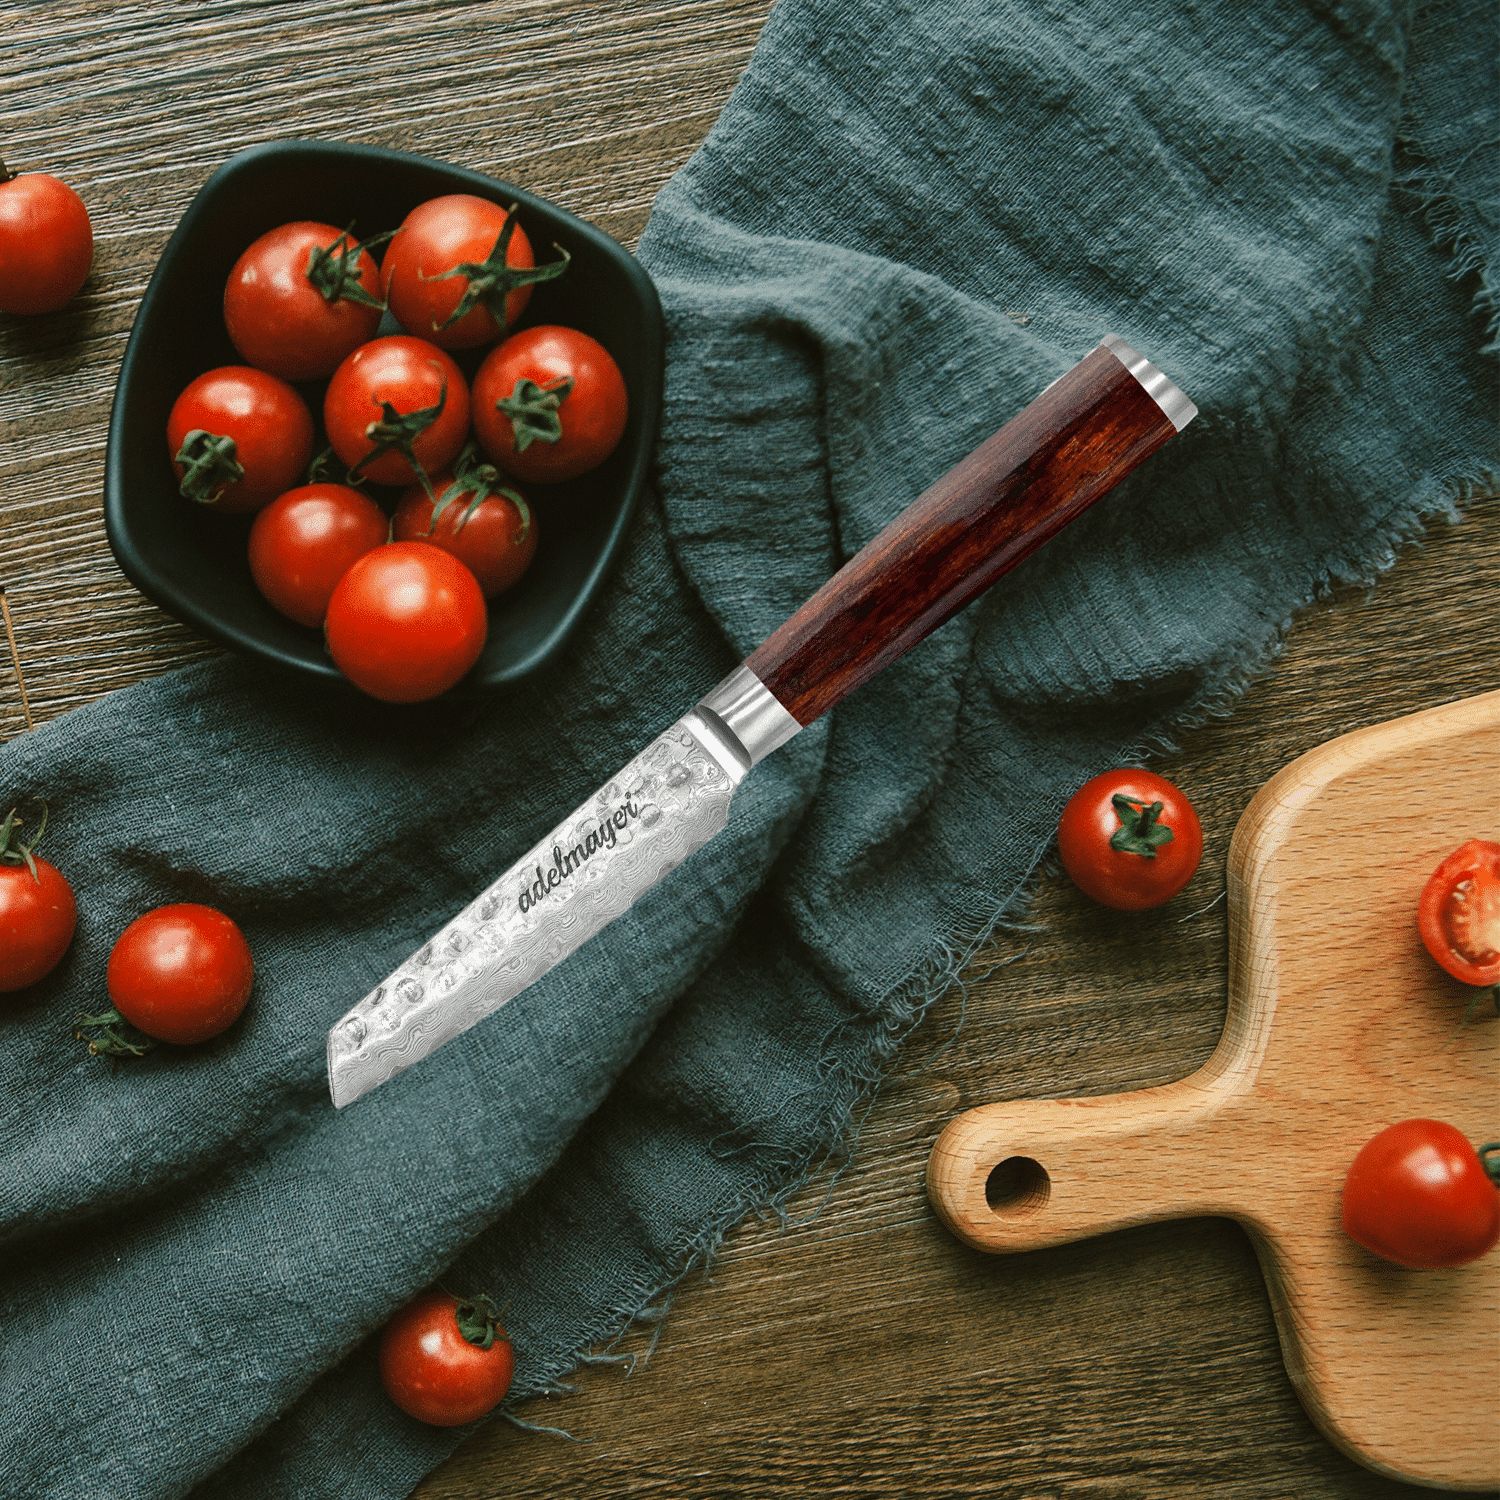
[324,541,488,703]
[107,903,254,1045]
[392,472,537,598]
[223,220,384,381]
[1342,1119,1500,1269]
[0,171,93,315]
[473,324,628,484]
[379,1290,515,1426]
[248,483,390,627]
[1056,768,1204,911]
[1417,839,1500,987]
[0,857,77,991]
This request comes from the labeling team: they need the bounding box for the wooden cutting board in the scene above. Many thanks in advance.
[927,689,1500,1491]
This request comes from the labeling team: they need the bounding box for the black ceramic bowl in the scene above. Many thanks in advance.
[104,140,663,693]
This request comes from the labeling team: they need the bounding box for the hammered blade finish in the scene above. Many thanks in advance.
[327,720,740,1106]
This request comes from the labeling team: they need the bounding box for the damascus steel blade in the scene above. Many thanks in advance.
[327,668,801,1107]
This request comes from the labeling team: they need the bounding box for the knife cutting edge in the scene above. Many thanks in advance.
[326,334,1197,1107]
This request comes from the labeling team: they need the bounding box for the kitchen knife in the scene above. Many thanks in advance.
[327,334,1196,1107]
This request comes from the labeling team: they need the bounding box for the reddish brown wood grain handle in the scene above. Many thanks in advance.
[745,340,1194,725]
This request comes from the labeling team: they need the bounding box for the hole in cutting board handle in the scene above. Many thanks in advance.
[985,1156,1051,1218]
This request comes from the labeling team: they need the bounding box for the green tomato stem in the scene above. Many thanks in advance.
[453,1291,510,1350]
[422,203,570,334]
[304,224,393,310]
[1478,1142,1500,1187]
[175,430,244,506]
[429,441,532,543]
[74,1007,156,1059]
[0,798,49,881]
[1108,793,1175,859]
[348,373,451,505]
[497,376,574,453]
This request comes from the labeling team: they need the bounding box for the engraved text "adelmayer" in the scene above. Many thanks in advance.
[516,797,645,915]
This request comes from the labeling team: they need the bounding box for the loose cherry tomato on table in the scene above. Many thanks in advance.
[104,902,254,1046]
[380,194,568,350]
[167,366,315,514]
[0,802,77,992]
[392,451,537,598]
[323,336,470,489]
[223,221,387,381]
[0,160,93,315]
[1342,1119,1500,1269]
[1056,768,1203,911]
[248,483,390,627]
[380,1289,514,1427]
[1417,839,1500,989]
[473,324,628,484]
[324,541,487,703]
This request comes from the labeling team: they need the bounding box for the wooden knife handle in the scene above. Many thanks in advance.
[745,339,1194,726]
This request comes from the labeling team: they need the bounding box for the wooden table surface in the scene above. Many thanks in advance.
[4,3,1496,1496]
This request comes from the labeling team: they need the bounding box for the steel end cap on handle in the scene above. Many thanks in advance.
[1100,334,1197,431]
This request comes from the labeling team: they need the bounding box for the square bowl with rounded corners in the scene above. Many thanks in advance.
[104,139,663,695]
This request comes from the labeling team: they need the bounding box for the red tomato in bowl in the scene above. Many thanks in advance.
[379,1289,514,1426]
[1342,1119,1500,1269]
[324,541,487,703]
[1417,839,1500,988]
[107,903,254,1045]
[248,483,390,627]
[0,166,93,315]
[323,336,470,488]
[223,221,385,381]
[1056,768,1203,910]
[381,194,566,350]
[472,325,628,484]
[393,464,537,598]
[0,803,77,992]
[167,366,315,514]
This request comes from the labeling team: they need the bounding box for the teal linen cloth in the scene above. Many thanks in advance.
[1,0,1494,1495]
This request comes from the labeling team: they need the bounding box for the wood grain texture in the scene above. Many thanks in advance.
[3,4,1498,1496]
[928,691,1500,1491]
[747,345,1175,724]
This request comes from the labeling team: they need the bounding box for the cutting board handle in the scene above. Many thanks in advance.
[746,338,1195,726]
[926,1078,1247,1254]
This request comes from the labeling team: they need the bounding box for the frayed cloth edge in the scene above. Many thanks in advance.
[1394,104,1500,351]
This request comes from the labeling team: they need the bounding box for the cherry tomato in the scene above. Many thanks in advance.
[167,366,315,515]
[0,803,77,992]
[1342,1119,1500,1269]
[0,164,93,315]
[324,541,487,703]
[392,459,537,598]
[380,195,566,350]
[323,336,470,488]
[1056,768,1203,911]
[1417,839,1500,988]
[472,325,628,484]
[247,483,390,627]
[379,1289,514,1427]
[106,903,254,1045]
[223,221,385,382]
